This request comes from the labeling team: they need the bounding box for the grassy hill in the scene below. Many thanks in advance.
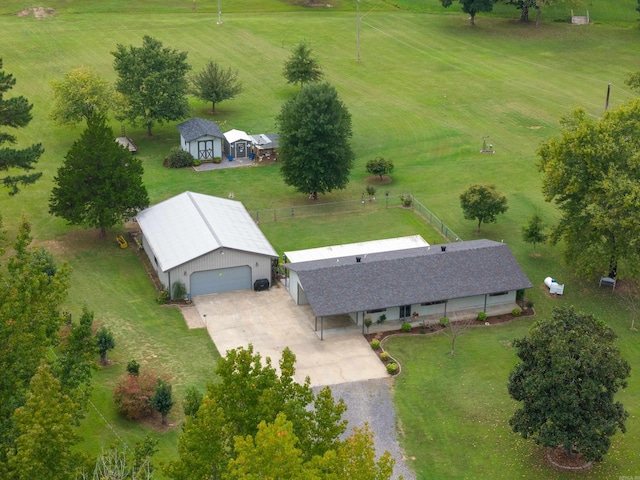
[1,1,639,477]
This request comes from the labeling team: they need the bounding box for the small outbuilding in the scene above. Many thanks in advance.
[224,129,253,160]
[177,118,224,161]
[137,191,278,299]
[284,237,532,337]
[250,133,280,160]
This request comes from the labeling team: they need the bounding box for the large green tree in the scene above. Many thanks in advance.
[282,42,324,88]
[112,36,190,136]
[504,0,563,26]
[0,59,43,195]
[166,345,348,479]
[50,66,116,126]
[508,305,630,462]
[459,183,508,233]
[190,60,242,114]
[537,99,640,278]
[440,0,497,25]
[6,363,84,480]
[277,82,354,200]
[49,114,149,236]
[0,217,71,469]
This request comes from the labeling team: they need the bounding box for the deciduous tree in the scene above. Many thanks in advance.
[537,99,640,278]
[112,36,190,136]
[167,345,348,478]
[190,60,242,114]
[50,66,116,125]
[521,212,547,254]
[6,363,84,480]
[49,114,149,236]
[277,82,354,200]
[366,157,394,181]
[283,42,323,88]
[0,58,43,195]
[0,217,70,465]
[440,0,497,26]
[459,184,508,233]
[508,305,630,462]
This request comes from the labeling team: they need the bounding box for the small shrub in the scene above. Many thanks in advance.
[401,322,412,332]
[364,317,372,331]
[126,359,140,377]
[379,352,390,361]
[512,308,522,317]
[526,300,534,309]
[377,314,386,324]
[477,311,487,322]
[193,159,201,166]
[400,194,413,207]
[439,317,450,328]
[113,370,159,420]
[172,281,187,300]
[213,157,222,164]
[386,362,399,374]
[370,339,381,350]
[165,147,194,168]
[156,288,169,304]
[183,386,204,418]
[366,184,376,199]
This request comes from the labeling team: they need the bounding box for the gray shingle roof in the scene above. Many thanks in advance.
[285,239,532,317]
[177,118,224,142]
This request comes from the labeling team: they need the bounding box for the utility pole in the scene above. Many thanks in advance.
[605,83,611,111]
[217,0,222,24]
[356,0,361,62]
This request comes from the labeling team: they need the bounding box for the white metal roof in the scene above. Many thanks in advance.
[137,192,277,272]
[284,235,429,263]
[224,129,253,144]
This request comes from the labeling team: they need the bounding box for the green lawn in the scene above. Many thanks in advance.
[1,0,640,477]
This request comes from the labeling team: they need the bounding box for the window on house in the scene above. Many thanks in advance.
[490,291,509,296]
[366,308,386,314]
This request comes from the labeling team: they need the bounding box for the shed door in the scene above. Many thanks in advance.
[191,266,251,296]
[198,140,213,159]
[236,141,246,157]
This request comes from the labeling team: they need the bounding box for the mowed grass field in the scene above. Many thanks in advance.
[1,0,640,477]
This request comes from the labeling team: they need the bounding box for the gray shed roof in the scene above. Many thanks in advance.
[250,133,279,150]
[285,239,532,317]
[177,118,224,142]
[137,191,278,272]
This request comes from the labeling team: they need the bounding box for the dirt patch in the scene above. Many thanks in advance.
[16,7,57,19]
[137,410,179,433]
[529,126,543,130]
[364,175,393,185]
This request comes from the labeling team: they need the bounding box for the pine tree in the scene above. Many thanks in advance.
[0,59,43,195]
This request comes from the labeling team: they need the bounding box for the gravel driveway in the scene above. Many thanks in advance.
[316,378,416,480]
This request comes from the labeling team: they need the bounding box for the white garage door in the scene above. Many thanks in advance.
[191,266,252,296]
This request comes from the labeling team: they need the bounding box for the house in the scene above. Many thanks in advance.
[250,133,279,160]
[284,237,532,337]
[224,129,253,160]
[177,118,224,161]
[137,192,278,299]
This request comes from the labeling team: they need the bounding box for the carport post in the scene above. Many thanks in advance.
[321,316,324,341]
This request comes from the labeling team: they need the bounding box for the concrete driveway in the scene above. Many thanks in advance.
[192,285,388,387]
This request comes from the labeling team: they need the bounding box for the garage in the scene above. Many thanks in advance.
[191,266,252,296]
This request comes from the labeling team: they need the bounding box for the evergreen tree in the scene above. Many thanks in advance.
[95,325,115,365]
[151,379,174,425]
[522,212,547,254]
[277,82,354,200]
[0,59,43,195]
[49,114,149,236]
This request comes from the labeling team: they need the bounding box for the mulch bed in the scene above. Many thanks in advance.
[364,308,535,345]
[545,447,593,471]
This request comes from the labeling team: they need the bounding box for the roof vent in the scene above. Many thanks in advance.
[441,246,447,252]
[356,256,362,263]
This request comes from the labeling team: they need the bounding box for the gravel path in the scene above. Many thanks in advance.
[315,378,416,480]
